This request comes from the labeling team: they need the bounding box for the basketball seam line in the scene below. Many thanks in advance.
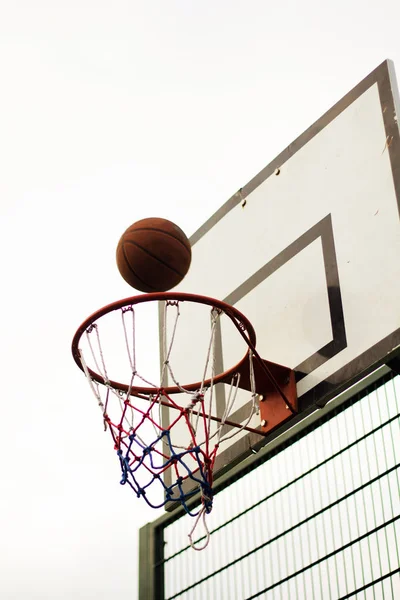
[126,227,191,256]
[123,240,186,278]
[121,246,159,291]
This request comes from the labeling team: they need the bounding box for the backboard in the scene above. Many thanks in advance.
[160,59,400,508]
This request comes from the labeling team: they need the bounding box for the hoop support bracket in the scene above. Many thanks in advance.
[221,355,298,436]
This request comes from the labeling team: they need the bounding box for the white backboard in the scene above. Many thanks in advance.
[161,60,400,503]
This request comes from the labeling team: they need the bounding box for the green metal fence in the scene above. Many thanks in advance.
[139,372,400,599]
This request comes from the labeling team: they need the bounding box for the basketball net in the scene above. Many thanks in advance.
[77,299,258,550]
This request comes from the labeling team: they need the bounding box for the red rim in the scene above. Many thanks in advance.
[71,292,257,397]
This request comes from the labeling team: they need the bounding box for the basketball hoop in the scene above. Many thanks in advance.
[72,292,297,549]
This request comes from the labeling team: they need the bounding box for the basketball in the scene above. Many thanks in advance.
[116,217,192,292]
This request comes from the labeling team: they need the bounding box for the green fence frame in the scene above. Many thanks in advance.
[139,365,400,599]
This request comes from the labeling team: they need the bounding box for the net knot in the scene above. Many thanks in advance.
[185,392,204,411]
[86,323,97,334]
[201,485,213,513]
[121,305,134,313]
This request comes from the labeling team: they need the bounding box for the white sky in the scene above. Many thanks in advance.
[1,1,399,598]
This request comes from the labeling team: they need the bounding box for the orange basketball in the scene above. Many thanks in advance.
[116,217,192,292]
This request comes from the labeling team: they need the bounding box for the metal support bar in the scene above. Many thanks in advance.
[139,522,165,600]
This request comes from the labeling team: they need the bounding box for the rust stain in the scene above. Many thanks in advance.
[382,135,393,154]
